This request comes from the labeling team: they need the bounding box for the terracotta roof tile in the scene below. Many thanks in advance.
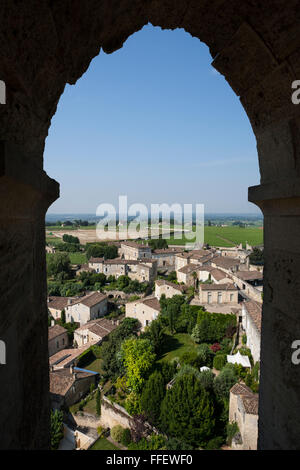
[48,324,67,341]
[244,300,262,333]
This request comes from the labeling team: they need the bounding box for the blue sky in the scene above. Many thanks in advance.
[45,24,260,215]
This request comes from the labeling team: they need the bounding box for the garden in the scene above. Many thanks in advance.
[79,294,259,450]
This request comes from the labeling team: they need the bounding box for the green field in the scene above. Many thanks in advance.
[46,252,87,264]
[166,226,263,248]
[89,438,119,450]
[46,225,97,231]
[158,332,198,363]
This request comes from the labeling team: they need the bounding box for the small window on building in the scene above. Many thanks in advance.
[207,292,212,304]
[217,292,222,303]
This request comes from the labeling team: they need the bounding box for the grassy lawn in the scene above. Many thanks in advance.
[85,358,103,374]
[158,332,198,363]
[166,226,263,248]
[89,438,119,450]
[46,252,87,264]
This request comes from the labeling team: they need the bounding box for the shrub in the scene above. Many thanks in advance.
[111,425,125,443]
[242,333,247,345]
[121,428,132,446]
[210,343,221,353]
[213,364,238,399]
[226,422,239,446]
[50,409,64,450]
[213,354,227,371]
[205,436,224,450]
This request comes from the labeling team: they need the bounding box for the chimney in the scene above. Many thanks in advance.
[51,319,55,327]
[68,298,72,305]
[70,364,74,375]
[116,320,120,326]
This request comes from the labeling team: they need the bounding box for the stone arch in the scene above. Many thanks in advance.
[0,1,300,449]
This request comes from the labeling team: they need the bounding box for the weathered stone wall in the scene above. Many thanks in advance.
[72,411,100,430]
[99,396,132,430]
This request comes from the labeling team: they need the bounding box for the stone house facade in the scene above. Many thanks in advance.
[198,283,238,304]
[73,317,118,347]
[229,383,258,450]
[151,247,183,269]
[177,263,201,286]
[125,296,160,329]
[48,324,69,357]
[65,292,108,326]
[119,241,152,260]
[154,279,185,299]
[242,301,262,363]
[88,257,157,282]
[48,296,69,320]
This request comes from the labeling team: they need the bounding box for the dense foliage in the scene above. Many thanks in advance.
[101,318,138,380]
[121,338,156,392]
[160,373,215,447]
[86,243,118,260]
[50,409,64,450]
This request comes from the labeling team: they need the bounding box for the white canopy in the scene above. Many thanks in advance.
[227,351,251,368]
[200,366,210,372]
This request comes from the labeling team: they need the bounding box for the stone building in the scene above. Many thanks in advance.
[242,301,262,363]
[48,324,69,357]
[50,366,98,409]
[151,247,183,269]
[88,257,157,282]
[198,283,238,305]
[210,268,234,284]
[177,263,201,286]
[210,256,241,273]
[119,241,152,260]
[154,279,185,299]
[65,292,108,326]
[73,317,118,347]
[125,296,160,329]
[230,271,263,304]
[126,259,157,283]
[48,296,69,321]
[229,383,259,450]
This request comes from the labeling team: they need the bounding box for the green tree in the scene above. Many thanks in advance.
[145,319,165,354]
[191,318,210,344]
[47,252,71,279]
[160,374,215,447]
[213,354,227,370]
[50,409,64,450]
[101,318,138,380]
[62,234,80,244]
[213,364,238,399]
[60,309,66,324]
[249,247,264,266]
[140,371,165,423]
[96,388,101,416]
[197,343,214,367]
[122,338,156,392]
